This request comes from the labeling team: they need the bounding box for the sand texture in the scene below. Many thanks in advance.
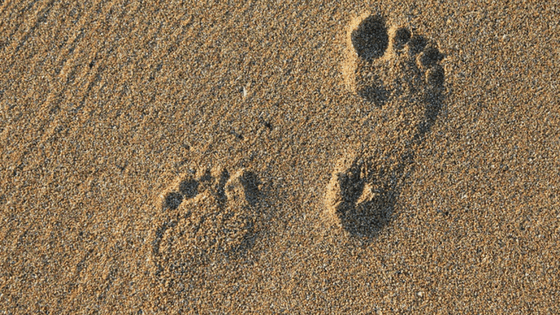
[1,0,560,313]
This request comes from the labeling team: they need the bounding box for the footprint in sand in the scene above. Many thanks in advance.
[151,168,260,277]
[326,14,445,237]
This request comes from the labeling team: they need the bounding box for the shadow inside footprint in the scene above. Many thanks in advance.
[178,179,199,199]
[415,89,444,142]
[239,171,261,206]
[331,16,448,238]
[153,168,265,280]
[348,14,446,110]
[348,188,398,236]
[349,15,390,105]
[351,15,388,60]
[356,77,389,106]
[326,155,411,238]
[163,192,183,210]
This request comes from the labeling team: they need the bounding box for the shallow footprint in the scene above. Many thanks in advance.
[329,14,446,237]
[151,168,261,279]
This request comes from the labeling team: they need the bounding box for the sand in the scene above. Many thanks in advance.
[1,0,559,313]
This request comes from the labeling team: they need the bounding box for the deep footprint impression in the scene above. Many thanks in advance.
[151,168,260,279]
[328,14,446,237]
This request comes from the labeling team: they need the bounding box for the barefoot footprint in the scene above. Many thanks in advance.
[151,168,260,278]
[328,14,446,237]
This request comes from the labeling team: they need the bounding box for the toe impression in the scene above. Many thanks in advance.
[350,15,389,60]
[389,26,411,53]
[417,45,443,68]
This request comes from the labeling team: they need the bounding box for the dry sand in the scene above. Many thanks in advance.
[1,0,560,313]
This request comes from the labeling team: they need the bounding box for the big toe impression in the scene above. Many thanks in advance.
[351,15,389,60]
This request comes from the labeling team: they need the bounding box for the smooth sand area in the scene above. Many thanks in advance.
[1,1,559,313]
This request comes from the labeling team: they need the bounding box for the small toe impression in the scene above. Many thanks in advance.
[390,27,411,51]
[351,15,389,60]
[163,192,183,210]
[408,35,427,55]
[179,179,199,199]
[417,45,443,68]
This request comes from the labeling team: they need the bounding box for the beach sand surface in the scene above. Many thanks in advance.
[1,0,559,313]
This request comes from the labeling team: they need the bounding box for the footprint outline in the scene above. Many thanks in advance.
[328,14,447,238]
[151,168,261,277]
